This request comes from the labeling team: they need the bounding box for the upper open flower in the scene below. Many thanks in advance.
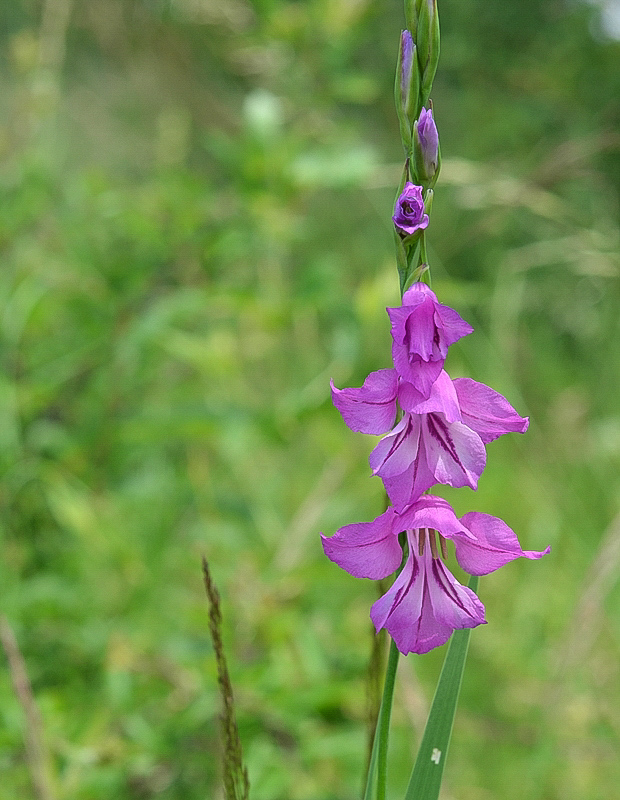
[331,368,529,508]
[370,372,487,507]
[388,282,473,396]
[393,182,429,236]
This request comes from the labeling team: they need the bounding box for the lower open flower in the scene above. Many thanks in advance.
[371,530,486,654]
[320,495,550,655]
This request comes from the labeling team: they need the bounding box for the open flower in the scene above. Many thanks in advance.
[393,182,429,236]
[321,495,549,655]
[331,369,528,509]
[372,372,528,508]
[387,282,473,396]
[369,371,486,507]
[372,536,486,654]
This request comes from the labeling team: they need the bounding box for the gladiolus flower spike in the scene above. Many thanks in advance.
[321,6,551,800]
[322,280,549,656]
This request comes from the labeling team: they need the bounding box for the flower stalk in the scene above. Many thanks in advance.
[363,638,400,800]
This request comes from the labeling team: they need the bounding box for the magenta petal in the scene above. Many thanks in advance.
[381,454,436,509]
[369,415,421,479]
[396,380,427,410]
[398,495,473,541]
[371,543,486,655]
[401,281,436,307]
[434,303,474,349]
[403,296,436,361]
[453,378,529,443]
[370,547,422,632]
[388,291,427,344]
[399,370,461,423]
[373,421,439,509]
[394,213,430,236]
[454,512,551,576]
[422,416,487,490]
[405,583,455,654]
[331,369,398,435]
[320,508,401,580]
[393,352,443,398]
[426,557,486,630]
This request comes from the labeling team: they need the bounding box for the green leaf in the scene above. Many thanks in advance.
[403,574,479,800]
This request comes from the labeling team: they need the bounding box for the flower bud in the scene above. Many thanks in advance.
[400,30,414,108]
[408,0,440,108]
[413,107,439,185]
[392,182,429,237]
[395,30,419,149]
[418,0,440,106]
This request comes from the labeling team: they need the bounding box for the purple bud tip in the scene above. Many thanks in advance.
[417,108,438,146]
[401,30,414,65]
[400,30,414,93]
[416,108,439,176]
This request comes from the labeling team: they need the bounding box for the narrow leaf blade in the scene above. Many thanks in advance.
[404,574,479,800]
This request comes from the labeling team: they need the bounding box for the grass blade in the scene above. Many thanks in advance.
[403,575,479,800]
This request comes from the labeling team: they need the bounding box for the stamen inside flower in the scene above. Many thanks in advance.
[429,528,439,559]
[415,528,448,560]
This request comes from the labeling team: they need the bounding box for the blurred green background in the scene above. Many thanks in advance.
[1,0,619,798]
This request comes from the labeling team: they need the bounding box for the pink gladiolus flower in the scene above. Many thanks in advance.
[371,537,486,654]
[332,368,528,508]
[321,495,550,655]
[387,282,473,396]
[370,371,487,508]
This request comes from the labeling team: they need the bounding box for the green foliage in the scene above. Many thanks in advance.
[404,576,478,800]
[1,1,619,799]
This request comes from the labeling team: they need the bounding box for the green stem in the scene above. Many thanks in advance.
[377,638,399,800]
[419,231,428,267]
[364,637,400,800]
[417,232,432,288]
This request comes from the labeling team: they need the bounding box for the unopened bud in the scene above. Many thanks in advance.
[417,0,440,106]
[400,30,415,111]
[413,107,440,185]
[395,30,419,149]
